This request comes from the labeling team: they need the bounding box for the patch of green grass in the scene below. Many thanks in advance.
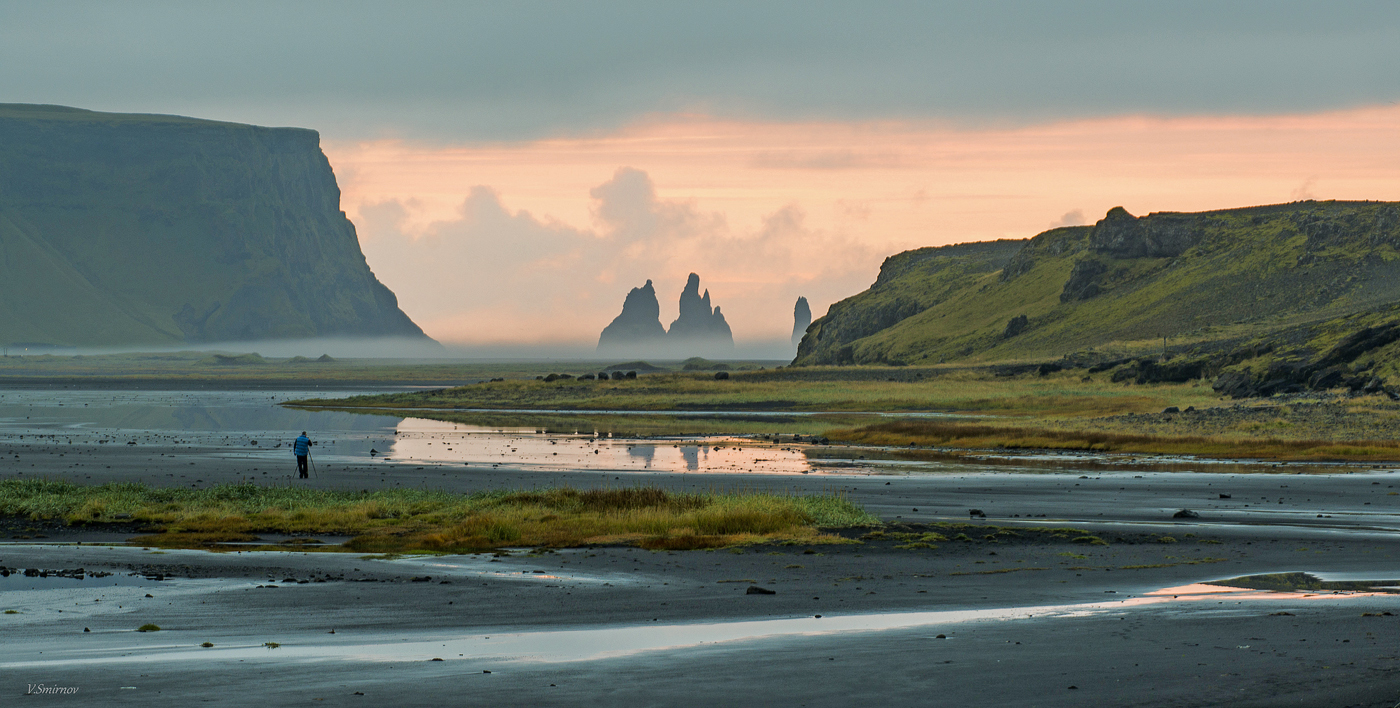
[829,419,1400,461]
[137,624,160,632]
[1209,571,1384,593]
[884,531,948,550]
[292,365,1216,417]
[799,202,1400,369]
[1071,535,1109,546]
[949,567,1048,576]
[0,479,875,553]
[3,609,18,614]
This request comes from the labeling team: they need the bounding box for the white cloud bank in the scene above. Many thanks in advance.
[356,168,882,350]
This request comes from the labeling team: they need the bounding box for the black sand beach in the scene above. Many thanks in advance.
[4,389,1400,706]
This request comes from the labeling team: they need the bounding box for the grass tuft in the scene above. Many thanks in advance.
[0,479,875,553]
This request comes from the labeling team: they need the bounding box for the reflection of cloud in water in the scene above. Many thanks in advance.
[627,445,656,468]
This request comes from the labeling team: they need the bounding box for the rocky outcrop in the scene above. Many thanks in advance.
[792,297,812,347]
[0,103,428,347]
[597,280,666,352]
[1212,322,1400,398]
[1059,259,1107,302]
[1002,315,1028,339]
[667,273,733,350]
[1088,206,1198,258]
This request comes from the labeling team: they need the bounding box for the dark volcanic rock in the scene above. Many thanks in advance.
[1212,371,1255,398]
[597,279,667,352]
[1003,314,1028,339]
[1089,206,1199,258]
[792,296,812,347]
[1060,259,1107,302]
[1212,321,1400,398]
[667,273,734,351]
[1111,358,1207,385]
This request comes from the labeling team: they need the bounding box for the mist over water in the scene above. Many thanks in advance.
[40,337,799,363]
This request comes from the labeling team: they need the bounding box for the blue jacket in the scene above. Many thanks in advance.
[293,435,311,456]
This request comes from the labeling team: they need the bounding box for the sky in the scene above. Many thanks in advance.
[4,2,1400,351]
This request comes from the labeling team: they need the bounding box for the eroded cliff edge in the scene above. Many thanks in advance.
[0,104,429,347]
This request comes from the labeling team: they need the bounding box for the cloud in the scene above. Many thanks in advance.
[1291,176,1318,201]
[357,168,881,345]
[749,150,908,170]
[5,4,1400,141]
[1050,209,1089,228]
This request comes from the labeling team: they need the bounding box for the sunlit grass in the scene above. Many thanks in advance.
[0,480,875,553]
[297,367,1217,416]
[827,420,1400,461]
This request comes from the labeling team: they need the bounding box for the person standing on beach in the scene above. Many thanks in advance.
[294,431,313,479]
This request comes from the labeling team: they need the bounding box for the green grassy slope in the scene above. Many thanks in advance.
[0,103,427,347]
[796,239,1027,364]
[796,201,1400,367]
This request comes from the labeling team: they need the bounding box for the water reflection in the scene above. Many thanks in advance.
[627,445,655,467]
[0,390,821,475]
[680,446,699,471]
[8,578,1392,671]
[382,418,813,475]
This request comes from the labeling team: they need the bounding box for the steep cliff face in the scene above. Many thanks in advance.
[793,201,1400,366]
[597,279,666,352]
[0,104,428,347]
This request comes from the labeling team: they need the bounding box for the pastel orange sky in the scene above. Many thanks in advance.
[324,105,1400,349]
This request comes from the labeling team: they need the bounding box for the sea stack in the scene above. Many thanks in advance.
[667,273,734,351]
[791,296,811,347]
[597,279,667,353]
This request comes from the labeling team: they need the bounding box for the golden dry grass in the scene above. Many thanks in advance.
[0,480,876,553]
[828,420,1400,461]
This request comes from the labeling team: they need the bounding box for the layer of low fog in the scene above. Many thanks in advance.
[48,336,799,362]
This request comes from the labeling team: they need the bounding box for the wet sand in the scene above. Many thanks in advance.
[5,394,1400,705]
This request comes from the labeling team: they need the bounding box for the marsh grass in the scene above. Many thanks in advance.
[0,479,875,553]
[296,367,1212,417]
[829,420,1400,461]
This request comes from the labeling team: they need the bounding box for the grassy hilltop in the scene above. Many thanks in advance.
[796,201,1400,396]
